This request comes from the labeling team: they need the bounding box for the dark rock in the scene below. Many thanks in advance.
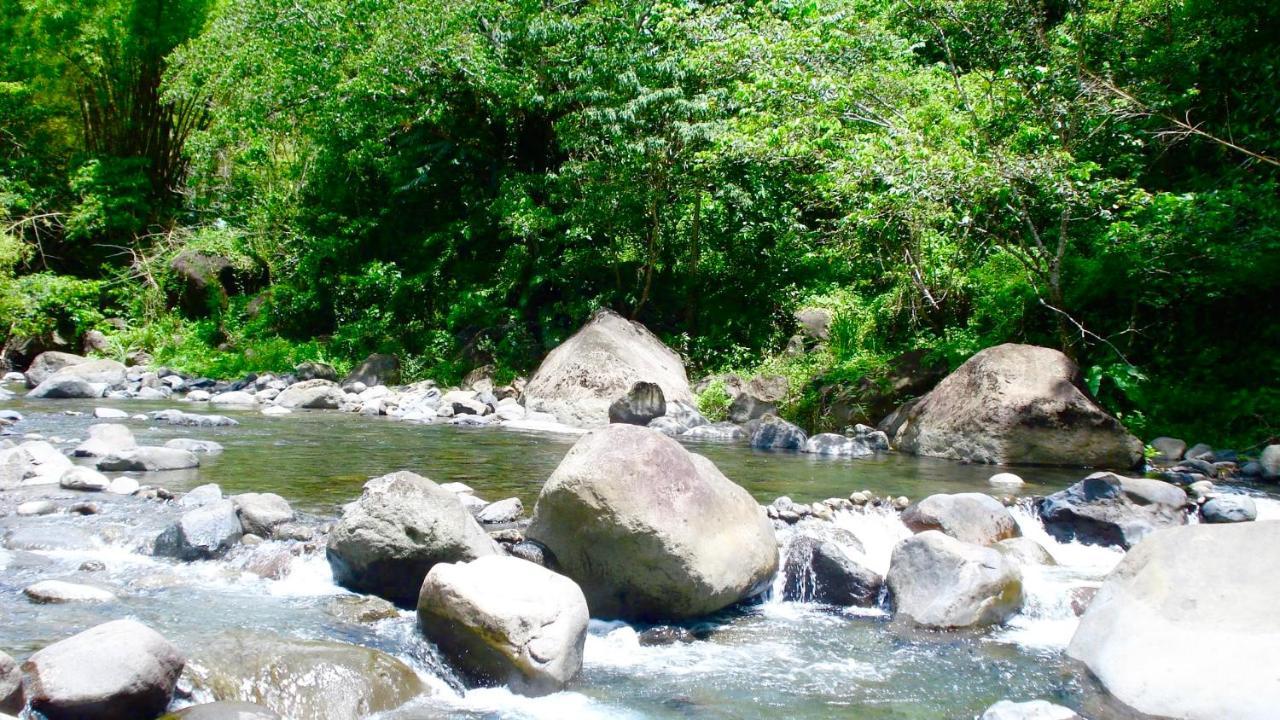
[293,362,337,382]
[508,540,555,569]
[638,626,696,646]
[783,535,882,607]
[1037,472,1188,549]
[819,349,947,430]
[608,381,667,426]
[794,308,832,341]
[342,354,400,388]
[748,414,808,451]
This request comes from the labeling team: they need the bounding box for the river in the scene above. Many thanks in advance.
[2,390,1276,719]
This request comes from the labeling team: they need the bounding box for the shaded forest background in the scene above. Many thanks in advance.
[0,0,1276,445]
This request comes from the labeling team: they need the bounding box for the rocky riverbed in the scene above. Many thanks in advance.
[1,389,1277,719]
[3,314,1280,720]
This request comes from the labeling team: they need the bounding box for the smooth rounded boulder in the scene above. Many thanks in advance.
[97,447,199,472]
[417,555,589,695]
[326,471,499,605]
[24,351,89,387]
[981,700,1081,720]
[1037,472,1187,549]
[523,309,693,427]
[886,530,1023,629]
[525,424,777,621]
[342,353,400,388]
[900,493,1020,546]
[74,424,139,458]
[21,619,184,720]
[185,633,423,720]
[166,702,281,720]
[1068,522,1280,720]
[888,344,1143,467]
[275,379,343,409]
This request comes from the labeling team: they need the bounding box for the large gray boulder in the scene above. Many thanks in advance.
[523,309,693,427]
[275,379,343,409]
[901,493,1020,546]
[28,376,107,399]
[748,414,808,451]
[888,344,1143,467]
[1037,472,1187,549]
[28,358,127,399]
[886,530,1023,629]
[608,381,667,426]
[326,471,499,605]
[782,535,882,607]
[155,499,244,560]
[418,555,589,695]
[21,619,184,720]
[24,351,89,387]
[526,424,777,621]
[73,423,138,458]
[342,353,400,388]
[185,633,423,720]
[0,440,73,486]
[97,447,199,472]
[1068,522,1280,720]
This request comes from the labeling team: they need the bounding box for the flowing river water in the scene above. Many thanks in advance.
[3,389,1277,719]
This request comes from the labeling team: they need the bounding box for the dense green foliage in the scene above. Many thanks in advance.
[1,0,1276,446]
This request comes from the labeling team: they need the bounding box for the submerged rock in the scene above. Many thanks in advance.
[886,531,1023,629]
[164,438,224,454]
[980,700,1081,720]
[418,555,589,695]
[526,424,777,621]
[523,309,693,427]
[23,580,116,604]
[74,423,138,458]
[900,493,1020,546]
[185,633,424,720]
[1069,522,1280,720]
[1037,472,1187,549]
[782,535,882,607]
[166,702,281,720]
[888,344,1143,467]
[326,471,499,605]
[22,619,184,720]
[150,410,239,427]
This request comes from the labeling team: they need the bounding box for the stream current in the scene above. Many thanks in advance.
[3,391,1276,719]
